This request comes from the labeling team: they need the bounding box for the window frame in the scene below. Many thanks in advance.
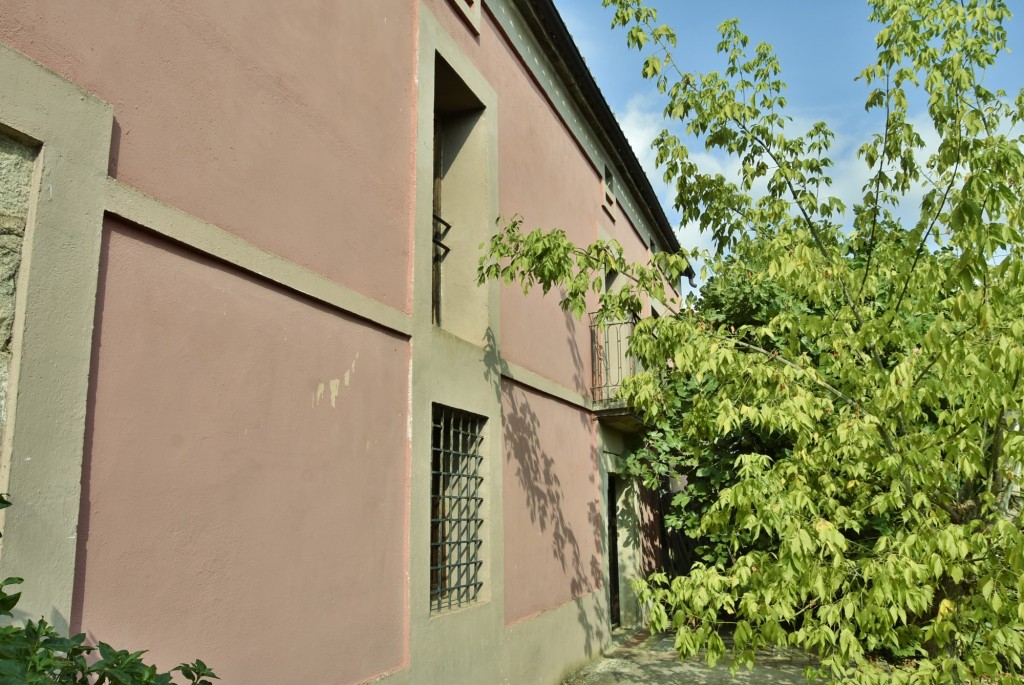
[445,0,481,34]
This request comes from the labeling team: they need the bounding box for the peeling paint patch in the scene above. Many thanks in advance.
[313,353,359,409]
[329,379,340,408]
[344,352,360,387]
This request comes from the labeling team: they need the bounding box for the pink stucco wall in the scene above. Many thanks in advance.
[0,0,663,397]
[74,218,410,684]
[603,203,655,270]
[501,380,602,625]
[0,1,415,313]
[490,30,601,396]
[3,2,668,675]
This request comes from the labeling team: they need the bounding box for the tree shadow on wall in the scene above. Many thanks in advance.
[480,288,589,396]
[637,483,666,577]
[495,374,606,656]
[619,478,692,580]
[562,305,588,398]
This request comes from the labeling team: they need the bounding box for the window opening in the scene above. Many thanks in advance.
[446,0,481,33]
[603,164,617,209]
[432,119,451,327]
[604,269,619,295]
[431,57,483,330]
[430,403,486,612]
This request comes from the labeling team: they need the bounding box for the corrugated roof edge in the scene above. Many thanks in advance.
[513,0,688,270]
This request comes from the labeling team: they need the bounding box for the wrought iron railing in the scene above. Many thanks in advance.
[432,214,452,326]
[590,315,637,405]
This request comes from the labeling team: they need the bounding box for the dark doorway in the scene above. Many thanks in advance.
[607,475,621,628]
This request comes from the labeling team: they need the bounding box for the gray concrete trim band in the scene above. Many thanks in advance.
[104,178,414,339]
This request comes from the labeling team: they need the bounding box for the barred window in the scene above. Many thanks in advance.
[430,404,485,612]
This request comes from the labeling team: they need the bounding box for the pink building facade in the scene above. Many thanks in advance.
[0,1,679,682]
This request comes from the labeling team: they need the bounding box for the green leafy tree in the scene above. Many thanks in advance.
[480,0,1024,682]
[622,260,802,573]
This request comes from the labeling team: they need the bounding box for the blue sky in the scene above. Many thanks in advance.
[552,0,1024,254]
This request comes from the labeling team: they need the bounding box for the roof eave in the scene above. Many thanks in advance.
[510,0,685,265]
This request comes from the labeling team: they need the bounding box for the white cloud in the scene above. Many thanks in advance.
[617,93,666,190]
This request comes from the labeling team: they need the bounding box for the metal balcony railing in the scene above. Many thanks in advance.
[590,314,637,405]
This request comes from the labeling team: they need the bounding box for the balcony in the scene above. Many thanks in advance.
[590,314,645,432]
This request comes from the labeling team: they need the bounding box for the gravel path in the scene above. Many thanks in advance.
[562,631,818,685]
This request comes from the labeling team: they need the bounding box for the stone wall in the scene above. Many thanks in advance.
[0,132,36,434]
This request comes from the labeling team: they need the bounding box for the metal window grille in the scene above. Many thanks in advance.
[430,404,485,613]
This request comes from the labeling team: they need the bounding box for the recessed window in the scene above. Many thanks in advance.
[601,165,618,222]
[446,0,481,33]
[430,403,486,613]
[603,165,616,207]
[431,56,486,336]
